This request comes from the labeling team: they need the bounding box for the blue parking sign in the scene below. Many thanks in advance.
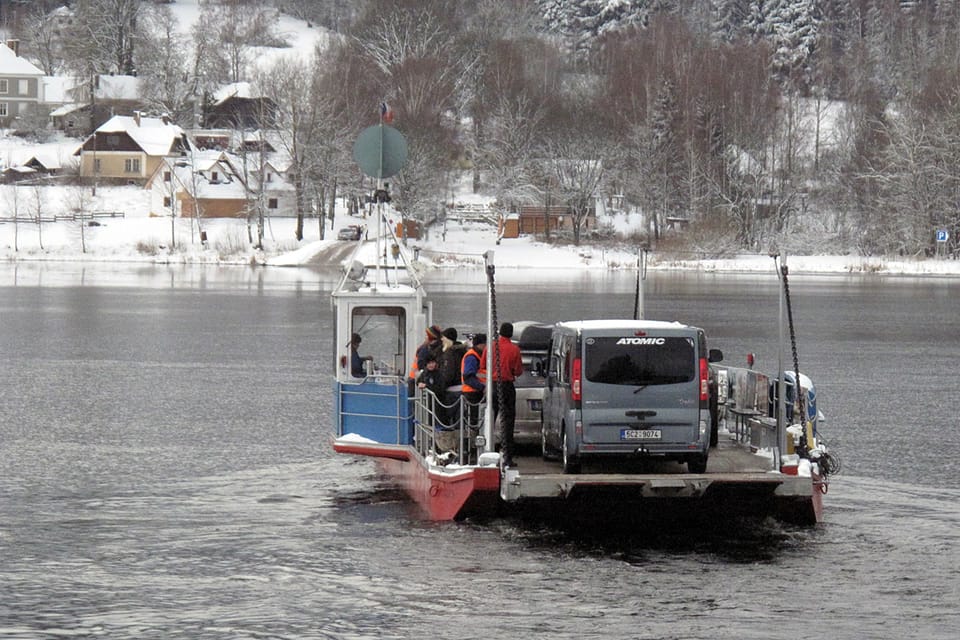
[937,229,948,242]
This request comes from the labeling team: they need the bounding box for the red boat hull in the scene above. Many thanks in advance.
[333,440,501,520]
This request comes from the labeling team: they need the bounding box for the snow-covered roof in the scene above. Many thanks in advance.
[0,42,44,76]
[213,82,255,104]
[97,114,185,156]
[50,103,84,117]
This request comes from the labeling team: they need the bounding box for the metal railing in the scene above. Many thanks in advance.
[412,387,486,466]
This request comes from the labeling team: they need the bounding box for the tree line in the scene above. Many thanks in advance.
[6,0,960,256]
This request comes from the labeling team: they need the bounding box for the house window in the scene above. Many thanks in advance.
[211,171,219,182]
[266,173,272,182]
[124,158,141,173]
[163,196,171,207]
[18,79,28,95]
[163,171,171,182]
[268,198,278,209]
[93,158,101,173]
[0,103,6,117]
[0,80,7,93]
[107,135,120,147]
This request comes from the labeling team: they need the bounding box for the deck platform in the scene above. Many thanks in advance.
[499,438,820,523]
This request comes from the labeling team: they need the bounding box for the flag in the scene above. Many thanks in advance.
[379,101,394,124]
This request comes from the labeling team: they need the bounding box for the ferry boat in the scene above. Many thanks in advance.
[330,211,837,524]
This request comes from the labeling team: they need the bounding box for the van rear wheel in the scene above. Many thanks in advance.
[687,454,708,474]
[562,432,581,474]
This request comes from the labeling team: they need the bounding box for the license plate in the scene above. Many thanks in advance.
[620,429,661,440]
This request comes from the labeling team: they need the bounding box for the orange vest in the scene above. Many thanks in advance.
[460,347,487,394]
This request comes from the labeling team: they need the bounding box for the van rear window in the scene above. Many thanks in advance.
[584,336,695,386]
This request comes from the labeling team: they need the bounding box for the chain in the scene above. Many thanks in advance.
[485,261,503,424]
[781,262,807,442]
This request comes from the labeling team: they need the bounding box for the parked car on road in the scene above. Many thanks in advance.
[337,225,363,241]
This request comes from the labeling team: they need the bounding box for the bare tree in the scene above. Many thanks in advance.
[27,184,43,251]
[136,4,196,126]
[62,0,144,76]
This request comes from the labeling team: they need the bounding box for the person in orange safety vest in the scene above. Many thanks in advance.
[461,333,486,429]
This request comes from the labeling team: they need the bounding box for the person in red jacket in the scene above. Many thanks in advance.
[490,322,524,467]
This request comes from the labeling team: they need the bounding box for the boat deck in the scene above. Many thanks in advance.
[499,438,819,522]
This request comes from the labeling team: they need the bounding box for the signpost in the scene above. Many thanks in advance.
[936,228,949,258]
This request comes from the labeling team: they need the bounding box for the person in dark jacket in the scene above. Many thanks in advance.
[436,327,466,427]
[349,333,372,377]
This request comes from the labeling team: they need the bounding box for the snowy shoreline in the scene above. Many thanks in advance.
[2,197,959,277]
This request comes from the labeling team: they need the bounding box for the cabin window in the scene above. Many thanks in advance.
[268,198,278,209]
[0,80,7,93]
[351,306,406,376]
[124,158,141,173]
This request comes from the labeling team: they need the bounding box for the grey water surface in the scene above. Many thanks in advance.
[1,263,958,639]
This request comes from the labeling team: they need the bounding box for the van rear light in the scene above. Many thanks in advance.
[699,357,709,401]
[572,357,582,401]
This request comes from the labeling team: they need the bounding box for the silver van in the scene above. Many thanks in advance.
[541,320,723,474]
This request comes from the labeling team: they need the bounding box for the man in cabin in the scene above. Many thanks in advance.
[349,333,372,377]
[490,322,523,467]
[460,333,486,432]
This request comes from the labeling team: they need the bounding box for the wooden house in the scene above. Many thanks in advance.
[75,113,191,185]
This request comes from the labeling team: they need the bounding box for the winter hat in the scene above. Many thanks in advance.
[442,327,458,341]
[426,325,442,340]
[472,333,486,346]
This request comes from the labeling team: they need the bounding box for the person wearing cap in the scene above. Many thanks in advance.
[461,333,487,433]
[490,322,523,466]
[408,325,442,382]
[437,327,466,428]
[349,333,373,377]
[408,324,443,395]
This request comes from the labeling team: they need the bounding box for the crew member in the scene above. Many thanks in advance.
[490,322,523,467]
[461,333,487,430]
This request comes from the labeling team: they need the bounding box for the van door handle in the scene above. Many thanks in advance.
[625,410,657,419]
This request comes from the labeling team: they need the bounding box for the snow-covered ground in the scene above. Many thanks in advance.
[3,183,960,277]
[2,0,959,277]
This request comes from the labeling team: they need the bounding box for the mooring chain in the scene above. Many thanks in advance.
[485,262,504,440]
[781,263,807,433]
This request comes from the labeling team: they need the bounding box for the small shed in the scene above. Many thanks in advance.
[498,213,520,239]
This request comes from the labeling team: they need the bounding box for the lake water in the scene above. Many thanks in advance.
[1,262,958,639]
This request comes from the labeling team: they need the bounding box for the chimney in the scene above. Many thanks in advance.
[134,111,141,127]
[5,39,19,56]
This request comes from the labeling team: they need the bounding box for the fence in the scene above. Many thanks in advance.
[0,211,125,224]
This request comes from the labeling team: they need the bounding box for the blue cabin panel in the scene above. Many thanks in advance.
[334,380,414,445]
